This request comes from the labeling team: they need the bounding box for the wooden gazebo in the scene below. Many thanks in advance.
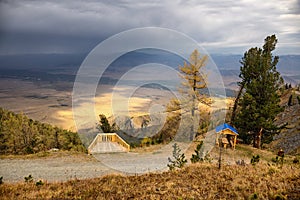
[215,123,238,149]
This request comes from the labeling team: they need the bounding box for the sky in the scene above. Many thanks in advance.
[0,0,299,55]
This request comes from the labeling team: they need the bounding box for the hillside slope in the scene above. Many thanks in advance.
[0,107,86,155]
[270,88,300,155]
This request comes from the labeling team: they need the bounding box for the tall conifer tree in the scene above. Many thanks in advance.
[234,35,283,148]
[178,49,208,139]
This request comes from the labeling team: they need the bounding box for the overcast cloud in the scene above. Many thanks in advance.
[0,0,299,55]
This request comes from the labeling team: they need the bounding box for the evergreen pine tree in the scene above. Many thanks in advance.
[190,141,203,163]
[97,114,112,133]
[167,143,187,170]
[234,35,283,148]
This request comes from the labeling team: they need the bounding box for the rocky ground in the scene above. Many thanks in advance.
[270,89,300,155]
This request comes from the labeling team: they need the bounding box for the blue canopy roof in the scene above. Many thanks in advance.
[216,123,238,135]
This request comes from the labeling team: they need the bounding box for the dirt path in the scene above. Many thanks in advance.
[0,155,116,183]
[0,148,174,183]
[0,143,257,183]
[0,143,188,183]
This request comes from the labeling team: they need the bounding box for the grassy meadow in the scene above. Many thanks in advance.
[1,161,299,199]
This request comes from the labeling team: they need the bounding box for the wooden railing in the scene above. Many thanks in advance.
[88,133,130,153]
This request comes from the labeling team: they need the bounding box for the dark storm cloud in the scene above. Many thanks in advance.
[0,0,132,53]
[0,0,299,54]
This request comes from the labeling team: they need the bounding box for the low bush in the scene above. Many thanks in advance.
[167,143,187,170]
[251,155,260,165]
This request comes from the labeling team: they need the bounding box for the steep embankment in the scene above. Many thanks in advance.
[270,88,300,155]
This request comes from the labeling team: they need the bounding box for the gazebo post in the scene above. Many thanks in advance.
[233,135,237,149]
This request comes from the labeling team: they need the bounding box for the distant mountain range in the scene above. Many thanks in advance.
[0,50,299,91]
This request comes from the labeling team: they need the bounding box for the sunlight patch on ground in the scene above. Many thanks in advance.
[61,87,153,132]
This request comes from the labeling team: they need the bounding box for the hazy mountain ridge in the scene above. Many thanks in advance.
[0,52,299,90]
[0,52,299,72]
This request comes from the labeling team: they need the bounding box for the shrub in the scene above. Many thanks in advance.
[271,156,279,163]
[274,194,287,200]
[190,141,203,163]
[293,157,299,164]
[24,174,33,183]
[251,155,260,165]
[249,192,259,200]
[129,142,139,148]
[167,143,187,170]
[141,137,152,147]
[36,180,44,186]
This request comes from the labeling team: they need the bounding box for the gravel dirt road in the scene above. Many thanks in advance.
[0,143,190,183]
[0,154,115,183]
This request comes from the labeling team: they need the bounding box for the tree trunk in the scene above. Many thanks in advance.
[230,83,245,124]
[190,79,196,141]
[253,128,263,148]
[54,130,60,149]
[190,97,195,141]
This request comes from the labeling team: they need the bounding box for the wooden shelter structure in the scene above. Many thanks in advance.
[88,133,130,154]
[215,123,238,149]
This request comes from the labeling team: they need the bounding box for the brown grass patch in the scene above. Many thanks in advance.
[1,163,299,199]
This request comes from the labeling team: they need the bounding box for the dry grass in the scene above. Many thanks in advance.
[130,143,165,153]
[1,163,299,199]
[0,150,91,161]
